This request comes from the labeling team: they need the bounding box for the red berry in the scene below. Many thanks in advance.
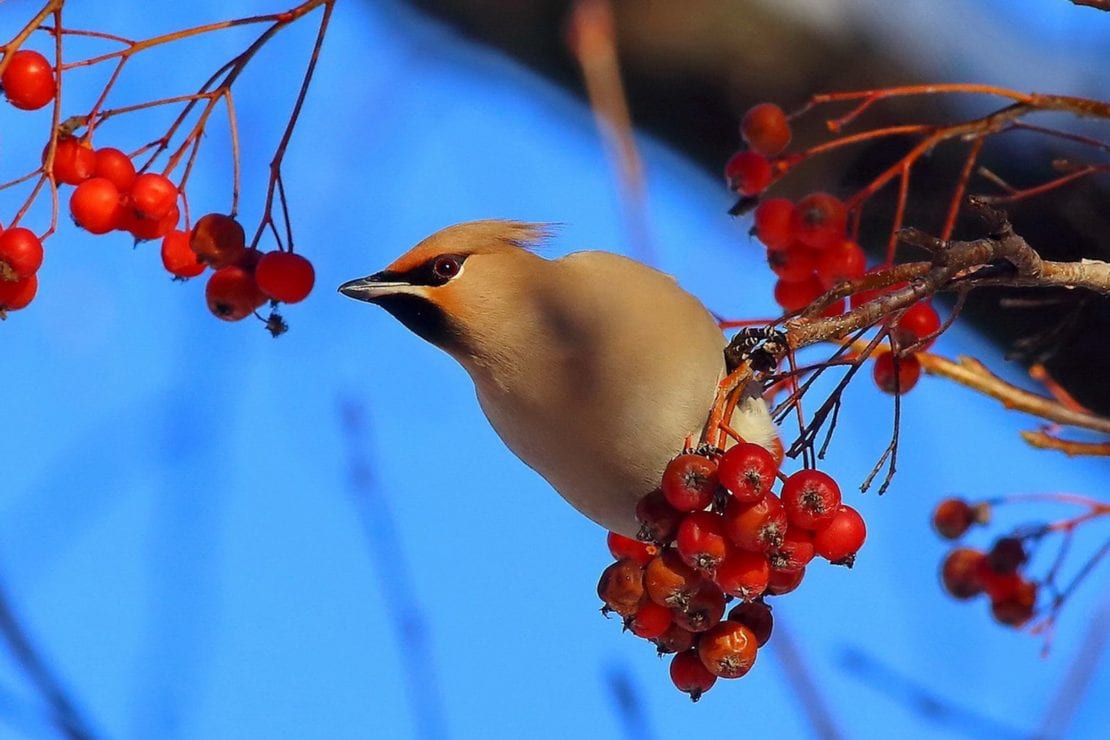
[672,580,726,633]
[70,178,123,235]
[991,579,1037,627]
[661,454,719,512]
[932,498,980,540]
[780,469,842,531]
[128,173,178,221]
[727,600,773,647]
[723,493,788,553]
[977,565,1024,603]
[768,243,818,282]
[653,623,695,655]
[752,198,795,250]
[635,489,682,545]
[895,301,942,350]
[45,137,96,185]
[813,505,866,564]
[160,230,206,279]
[121,202,179,241]
[940,547,986,600]
[792,192,847,250]
[255,250,315,303]
[717,442,779,504]
[628,600,672,640]
[773,274,824,314]
[0,227,44,279]
[873,352,922,394]
[769,526,816,572]
[816,239,866,288]
[987,537,1027,575]
[2,50,56,110]
[741,103,791,157]
[0,273,37,311]
[676,511,730,574]
[93,147,136,192]
[697,621,758,679]
[606,531,657,566]
[724,151,772,196]
[714,549,770,601]
[670,649,717,701]
[596,559,645,618]
[765,565,805,595]
[644,549,703,610]
[205,266,267,322]
[191,213,247,269]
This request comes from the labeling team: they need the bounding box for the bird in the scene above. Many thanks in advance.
[338,220,779,537]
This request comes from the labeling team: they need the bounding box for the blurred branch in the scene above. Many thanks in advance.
[771,617,842,740]
[603,662,655,740]
[0,578,95,740]
[1034,598,1110,738]
[1071,0,1110,11]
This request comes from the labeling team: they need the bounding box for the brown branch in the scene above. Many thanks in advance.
[1071,0,1110,10]
[1020,431,1110,456]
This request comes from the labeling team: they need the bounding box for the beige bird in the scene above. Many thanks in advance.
[339,220,779,536]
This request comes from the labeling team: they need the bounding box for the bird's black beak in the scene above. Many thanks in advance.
[337,272,411,303]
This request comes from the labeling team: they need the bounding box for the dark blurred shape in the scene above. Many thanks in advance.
[1033,599,1110,739]
[400,0,1110,413]
[603,662,655,740]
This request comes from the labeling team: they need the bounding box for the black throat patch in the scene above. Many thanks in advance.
[374,292,460,349]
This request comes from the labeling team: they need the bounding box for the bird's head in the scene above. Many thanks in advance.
[339,220,552,356]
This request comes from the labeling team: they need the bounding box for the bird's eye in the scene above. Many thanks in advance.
[432,255,462,280]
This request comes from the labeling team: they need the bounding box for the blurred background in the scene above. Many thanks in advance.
[1,0,1108,738]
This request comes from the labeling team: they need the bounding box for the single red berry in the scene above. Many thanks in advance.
[160,230,206,279]
[676,511,731,574]
[723,493,788,553]
[697,620,758,679]
[769,526,815,572]
[873,352,922,394]
[255,250,315,303]
[792,192,847,250]
[767,243,818,282]
[205,266,267,322]
[606,531,657,566]
[121,202,179,241]
[991,579,1037,628]
[670,649,717,702]
[717,442,779,504]
[0,273,37,311]
[765,565,805,595]
[128,173,178,221]
[813,505,866,565]
[724,151,772,196]
[653,623,695,655]
[44,137,96,185]
[932,498,980,539]
[752,198,795,250]
[70,178,123,235]
[940,547,986,600]
[596,559,645,618]
[661,454,719,512]
[727,600,773,647]
[627,600,673,640]
[2,50,56,110]
[644,549,704,610]
[741,103,792,157]
[895,301,942,350]
[635,489,682,545]
[191,213,247,269]
[672,580,726,633]
[987,537,1028,575]
[714,549,770,601]
[93,147,136,192]
[0,227,44,279]
[773,274,824,314]
[780,469,842,531]
[816,239,866,288]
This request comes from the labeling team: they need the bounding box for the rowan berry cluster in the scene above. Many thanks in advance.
[932,497,1039,628]
[727,102,944,395]
[597,443,865,701]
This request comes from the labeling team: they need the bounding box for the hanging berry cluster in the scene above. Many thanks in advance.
[597,443,865,701]
[0,1,334,333]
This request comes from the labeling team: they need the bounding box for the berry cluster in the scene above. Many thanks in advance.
[933,498,1037,628]
[597,443,866,701]
[726,102,943,395]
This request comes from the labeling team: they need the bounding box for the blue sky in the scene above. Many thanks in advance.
[1,1,1107,738]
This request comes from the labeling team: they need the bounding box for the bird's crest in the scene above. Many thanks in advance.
[386,220,555,275]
